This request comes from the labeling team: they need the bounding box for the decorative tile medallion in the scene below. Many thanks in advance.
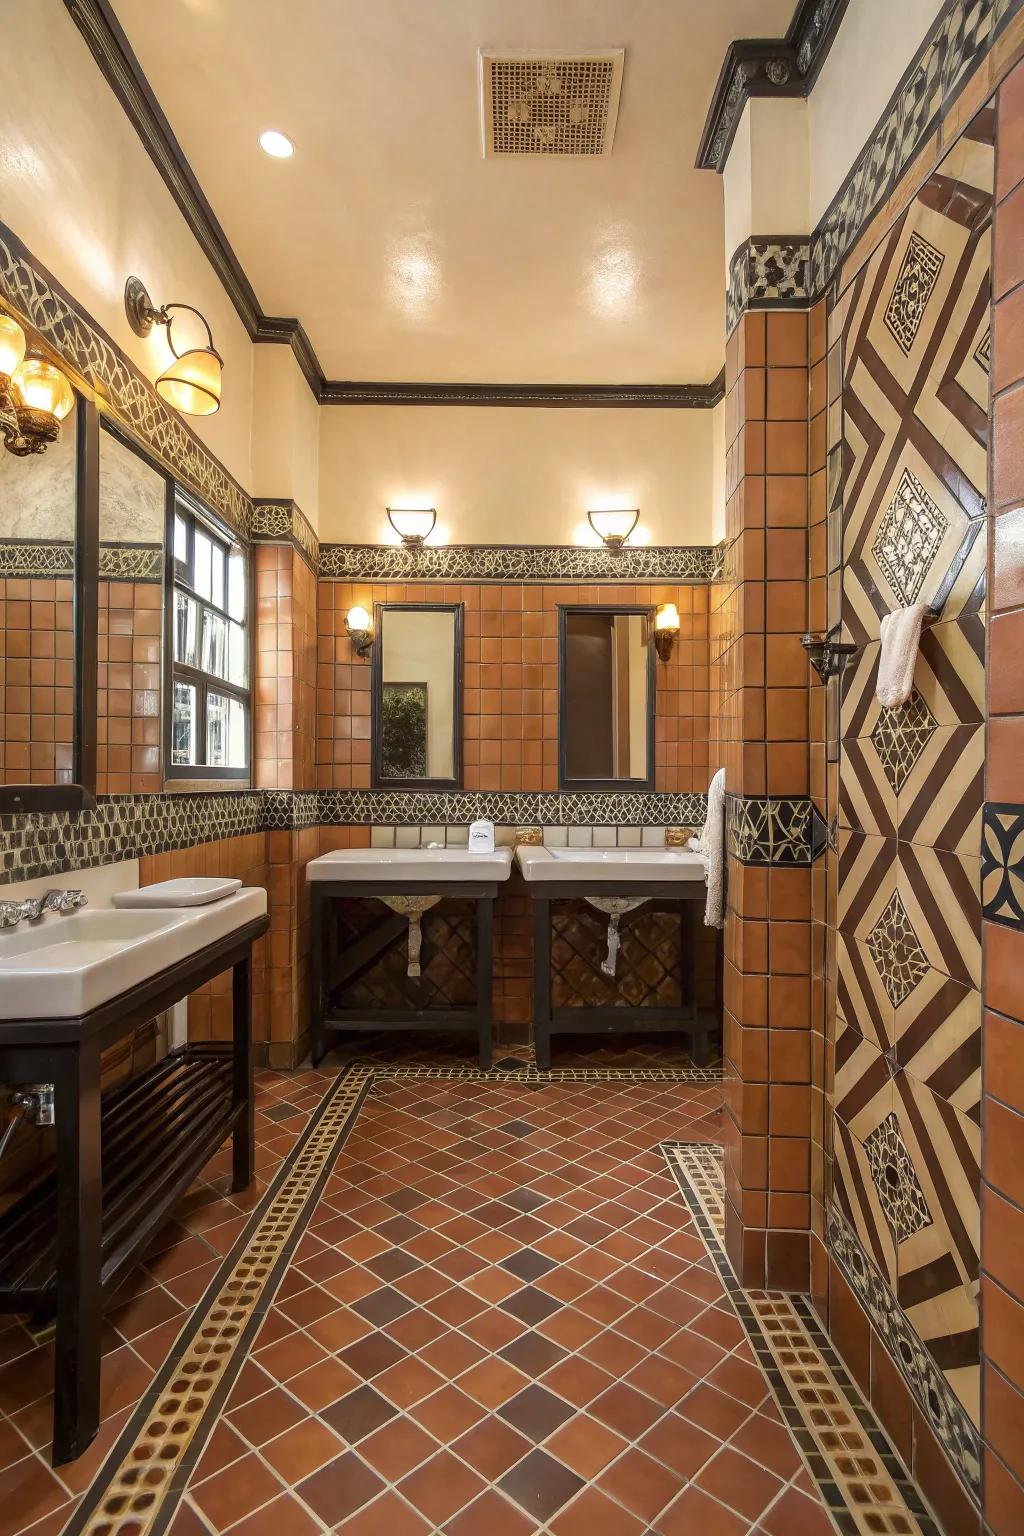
[866,891,930,1007]
[981,802,1024,929]
[726,794,829,865]
[828,1203,981,1503]
[726,236,810,333]
[864,1112,934,1244]
[871,468,949,607]
[664,1145,942,1535]
[870,692,937,795]
[318,542,723,583]
[883,232,946,355]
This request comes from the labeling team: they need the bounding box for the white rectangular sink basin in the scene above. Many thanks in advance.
[306,847,514,883]
[517,846,707,883]
[0,887,267,1020]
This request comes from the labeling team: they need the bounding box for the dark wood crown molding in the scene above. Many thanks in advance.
[64,0,725,409]
[696,0,851,172]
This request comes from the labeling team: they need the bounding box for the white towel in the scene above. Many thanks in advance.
[699,767,726,930]
[876,604,929,708]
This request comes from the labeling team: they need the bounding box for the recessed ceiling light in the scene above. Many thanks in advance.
[259,130,294,159]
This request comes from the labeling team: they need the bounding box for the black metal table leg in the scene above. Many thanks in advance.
[232,953,254,1192]
[52,1042,102,1466]
[476,896,494,1068]
[532,898,552,1071]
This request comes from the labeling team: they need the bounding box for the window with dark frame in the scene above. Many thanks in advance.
[168,490,249,778]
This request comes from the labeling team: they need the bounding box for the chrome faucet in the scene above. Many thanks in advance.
[0,890,88,928]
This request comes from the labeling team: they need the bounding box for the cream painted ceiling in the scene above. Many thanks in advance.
[109,0,793,385]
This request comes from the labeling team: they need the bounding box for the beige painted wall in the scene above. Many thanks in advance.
[724,98,811,265]
[317,406,718,546]
[251,346,321,527]
[809,0,944,225]
[1,2,255,489]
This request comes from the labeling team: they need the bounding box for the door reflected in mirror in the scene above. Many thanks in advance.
[560,607,654,789]
[372,604,462,788]
[0,401,78,784]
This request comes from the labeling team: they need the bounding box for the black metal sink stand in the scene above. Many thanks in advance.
[0,913,267,1466]
[526,879,720,1069]
[309,879,501,1068]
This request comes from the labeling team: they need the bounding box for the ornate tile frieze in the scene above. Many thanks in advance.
[0,221,251,540]
[0,539,75,579]
[318,542,723,583]
[827,1202,981,1504]
[317,789,709,829]
[251,499,319,569]
[98,542,163,582]
[726,237,810,334]
[982,802,1024,930]
[726,794,828,865]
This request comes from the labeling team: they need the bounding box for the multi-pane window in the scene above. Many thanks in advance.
[169,491,249,777]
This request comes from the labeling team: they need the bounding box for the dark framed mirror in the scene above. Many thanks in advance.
[558,605,655,791]
[371,603,463,789]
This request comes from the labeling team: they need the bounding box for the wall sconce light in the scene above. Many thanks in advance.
[654,603,680,662]
[345,605,374,656]
[588,508,640,550]
[125,276,223,416]
[387,507,437,545]
[0,314,75,457]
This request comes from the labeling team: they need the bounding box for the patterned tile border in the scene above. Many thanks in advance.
[0,539,75,579]
[0,221,251,540]
[374,1062,724,1084]
[251,499,319,570]
[726,237,811,334]
[827,1201,981,1504]
[318,542,723,583]
[99,543,163,582]
[665,1144,943,1536]
[65,1063,374,1536]
[727,794,830,866]
[981,801,1024,929]
[0,789,710,883]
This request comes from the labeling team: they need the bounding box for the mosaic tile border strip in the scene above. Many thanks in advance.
[0,538,75,579]
[827,1202,981,1504]
[726,236,811,334]
[251,499,319,570]
[65,1063,373,1536]
[372,1062,724,1084]
[0,221,251,540]
[664,1144,942,1536]
[981,801,1024,930]
[727,794,829,865]
[318,542,723,583]
[1,789,710,883]
[99,543,163,582]
[810,0,1023,295]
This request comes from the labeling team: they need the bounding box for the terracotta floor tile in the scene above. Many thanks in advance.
[540,1356,616,1408]
[409,1384,486,1441]
[498,1383,575,1442]
[321,1385,398,1442]
[262,1418,343,1482]
[452,1416,534,1480]
[590,1382,664,1438]
[296,1451,386,1527]
[373,1356,446,1409]
[226,1387,306,1447]
[191,1451,283,1529]
[596,1444,687,1523]
[549,1485,648,1536]
[226,1491,322,1536]
[543,1412,629,1478]
[458,1356,530,1409]
[497,1446,585,1522]
[654,1484,750,1536]
[441,1487,540,1535]
[335,1489,434,1535]
[357,1415,439,1480]
[398,1448,487,1524]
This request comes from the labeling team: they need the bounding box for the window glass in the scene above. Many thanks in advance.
[172,681,197,766]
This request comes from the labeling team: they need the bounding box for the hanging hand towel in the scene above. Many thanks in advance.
[876,603,929,709]
[702,767,726,930]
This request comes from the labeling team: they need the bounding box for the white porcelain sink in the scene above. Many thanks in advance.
[516,846,707,883]
[0,887,267,1019]
[305,847,514,883]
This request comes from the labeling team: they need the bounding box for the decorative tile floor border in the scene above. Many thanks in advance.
[663,1144,942,1536]
[374,1062,725,1084]
[65,1064,374,1536]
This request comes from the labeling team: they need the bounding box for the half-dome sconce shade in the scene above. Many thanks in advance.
[587,507,640,550]
[387,507,437,545]
[0,313,76,457]
[125,276,223,416]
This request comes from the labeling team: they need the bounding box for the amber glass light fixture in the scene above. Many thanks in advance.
[0,315,75,457]
[387,507,437,545]
[0,312,27,449]
[654,601,680,662]
[587,507,640,550]
[125,276,223,416]
[345,605,374,656]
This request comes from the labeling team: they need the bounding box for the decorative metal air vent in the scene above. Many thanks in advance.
[480,50,625,158]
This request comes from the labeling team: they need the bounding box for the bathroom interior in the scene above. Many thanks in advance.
[0,1,1021,1532]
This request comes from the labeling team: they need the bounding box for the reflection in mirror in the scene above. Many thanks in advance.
[560,608,653,788]
[373,605,462,788]
[0,402,77,784]
[97,425,167,794]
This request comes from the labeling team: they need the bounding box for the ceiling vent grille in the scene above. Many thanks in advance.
[480,50,625,158]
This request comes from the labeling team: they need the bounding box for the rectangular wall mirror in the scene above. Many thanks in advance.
[559,606,654,790]
[372,604,463,789]
[0,400,80,786]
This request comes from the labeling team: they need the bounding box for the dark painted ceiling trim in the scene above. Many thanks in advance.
[696,0,851,172]
[64,0,725,408]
